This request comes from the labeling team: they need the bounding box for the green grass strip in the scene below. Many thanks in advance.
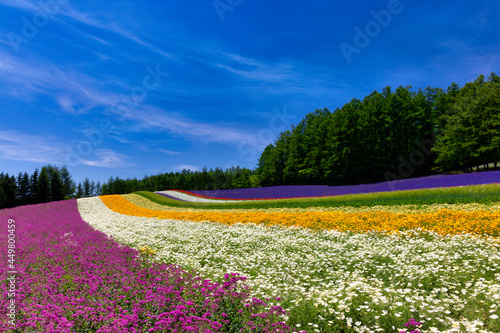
[133,183,500,210]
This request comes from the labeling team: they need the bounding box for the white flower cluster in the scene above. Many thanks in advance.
[77,197,500,333]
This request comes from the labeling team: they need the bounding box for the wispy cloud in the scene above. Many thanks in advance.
[210,51,359,103]
[108,104,257,144]
[0,49,260,145]
[158,149,183,155]
[0,0,175,62]
[0,130,132,169]
[79,149,133,168]
[0,50,111,112]
[0,130,65,164]
[0,0,38,11]
[215,52,293,83]
[56,4,176,61]
[430,40,500,85]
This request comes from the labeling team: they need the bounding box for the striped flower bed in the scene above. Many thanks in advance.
[160,189,321,201]
[4,185,499,332]
[156,190,245,203]
[76,195,500,333]
[0,200,290,332]
[188,170,500,200]
[101,195,500,237]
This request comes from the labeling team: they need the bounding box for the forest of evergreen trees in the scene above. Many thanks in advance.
[256,73,500,186]
[0,165,103,209]
[0,165,257,209]
[100,166,258,195]
[1,73,498,209]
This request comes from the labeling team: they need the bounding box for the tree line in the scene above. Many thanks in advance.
[256,73,500,186]
[0,165,257,209]
[101,166,258,195]
[0,165,101,210]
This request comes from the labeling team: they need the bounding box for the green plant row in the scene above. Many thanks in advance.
[133,183,500,210]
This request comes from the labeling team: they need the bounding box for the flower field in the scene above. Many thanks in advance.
[99,195,500,237]
[0,200,289,332]
[1,181,500,332]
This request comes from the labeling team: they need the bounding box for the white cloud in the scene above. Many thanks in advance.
[0,130,65,164]
[158,149,183,155]
[108,104,256,144]
[0,50,111,112]
[0,130,132,169]
[429,41,500,85]
[55,4,176,60]
[0,49,259,145]
[79,149,133,168]
[172,164,200,172]
[0,0,38,11]
[0,0,175,60]
[215,52,293,83]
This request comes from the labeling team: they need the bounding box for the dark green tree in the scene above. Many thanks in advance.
[36,168,51,203]
[90,180,96,196]
[83,178,91,197]
[1,174,19,208]
[0,184,6,209]
[76,183,84,198]
[50,169,65,201]
[17,172,30,206]
[29,169,39,204]
[296,109,330,184]
[95,181,102,196]
[433,74,500,171]
[256,144,277,186]
[60,166,75,198]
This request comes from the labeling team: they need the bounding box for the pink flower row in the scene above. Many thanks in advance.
[0,200,292,332]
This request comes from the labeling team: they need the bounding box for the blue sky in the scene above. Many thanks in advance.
[0,0,499,184]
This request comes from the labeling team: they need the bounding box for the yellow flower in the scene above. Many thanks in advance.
[99,195,500,237]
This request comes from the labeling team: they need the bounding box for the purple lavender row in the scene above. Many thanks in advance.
[190,170,500,199]
[0,200,291,332]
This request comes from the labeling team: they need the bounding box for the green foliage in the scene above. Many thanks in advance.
[256,73,500,186]
[100,166,257,195]
[0,182,6,208]
[36,167,51,203]
[60,166,76,199]
[433,73,500,171]
[0,174,18,208]
[0,165,80,209]
[83,178,92,197]
[30,168,39,204]
[50,169,65,201]
[17,172,31,205]
[76,183,84,198]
